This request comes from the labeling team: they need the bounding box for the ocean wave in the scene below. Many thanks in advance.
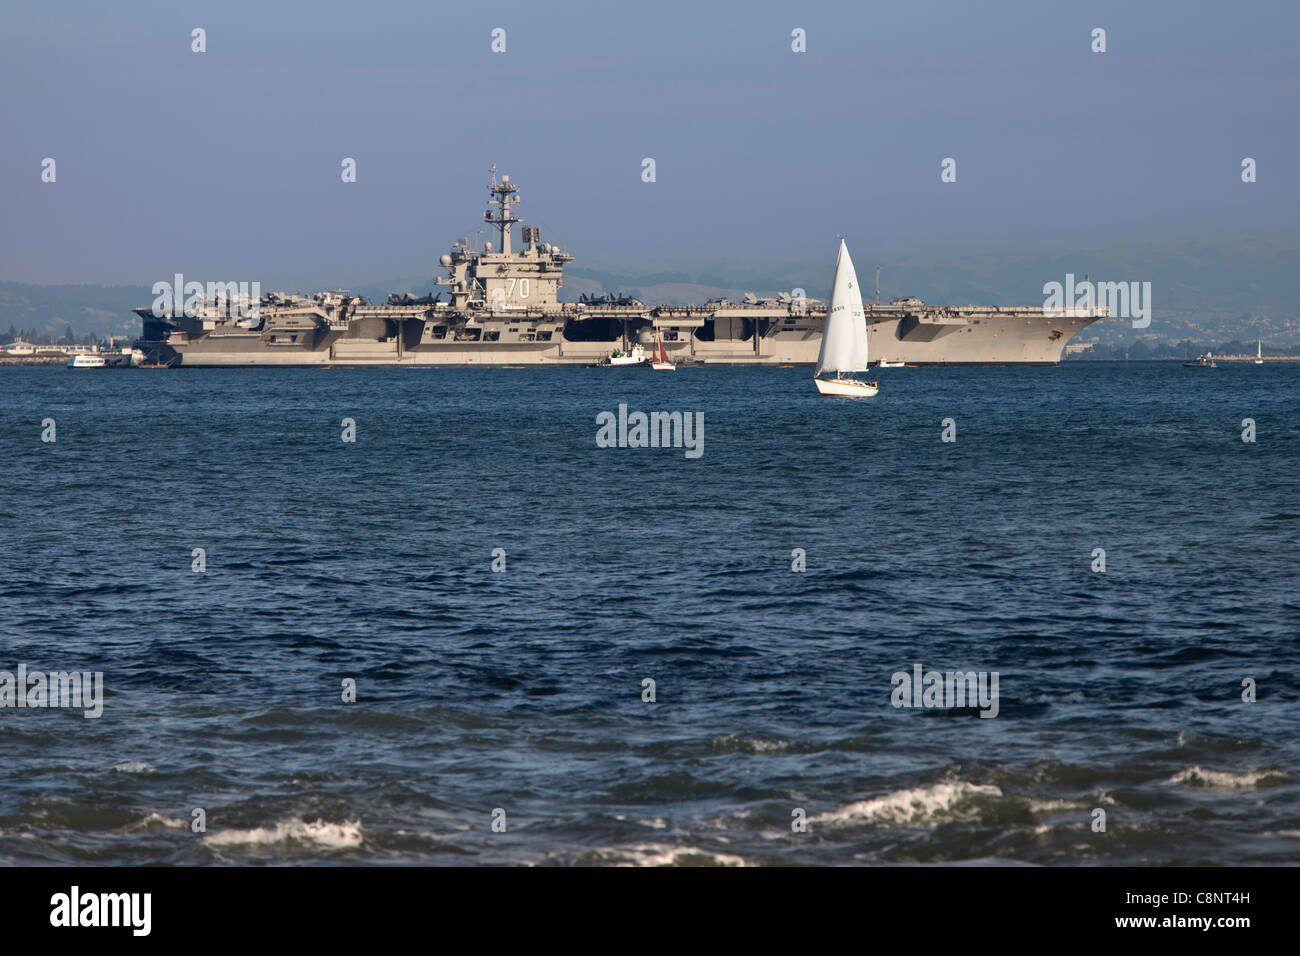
[202,818,363,850]
[126,812,187,831]
[1030,691,1085,704]
[611,814,669,829]
[812,781,1002,827]
[1167,766,1287,789]
[111,761,154,774]
[1026,798,1077,813]
[711,735,789,754]
[587,842,747,867]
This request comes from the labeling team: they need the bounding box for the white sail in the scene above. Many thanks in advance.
[816,240,869,375]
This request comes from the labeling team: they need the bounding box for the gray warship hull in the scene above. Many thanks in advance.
[134,169,1104,367]
[137,308,1097,367]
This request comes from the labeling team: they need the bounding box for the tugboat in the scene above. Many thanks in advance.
[1183,351,1216,368]
[602,345,648,367]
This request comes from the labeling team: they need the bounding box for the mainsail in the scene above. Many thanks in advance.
[815,240,870,376]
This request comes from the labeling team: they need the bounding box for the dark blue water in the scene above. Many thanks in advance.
[1,363,1296,865]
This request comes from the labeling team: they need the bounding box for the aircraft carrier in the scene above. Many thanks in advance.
[134,169,1106,367]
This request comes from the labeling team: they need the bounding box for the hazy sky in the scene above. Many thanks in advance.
[3,0,1297,288]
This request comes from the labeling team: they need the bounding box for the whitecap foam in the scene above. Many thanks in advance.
[130,812,186,831]
[1167,767,1286,789]
[1027,798,1076,813]
[596,843,746,867]
[812,781,1002,827]
[112,761,153,774]
[711,735,789,754]
[203,818,363,850]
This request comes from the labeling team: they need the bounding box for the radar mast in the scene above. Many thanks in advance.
[484,165,520,255]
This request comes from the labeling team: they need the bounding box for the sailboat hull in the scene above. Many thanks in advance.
[814,377,878,397]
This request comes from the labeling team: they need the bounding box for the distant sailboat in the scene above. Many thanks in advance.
[814,241,878,397]
[651,330,674,370]
[1255,340,1264,364]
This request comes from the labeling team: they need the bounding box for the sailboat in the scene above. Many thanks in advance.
[814,241,878,397]
[651,330,675,370]
[1255,340,1264,364]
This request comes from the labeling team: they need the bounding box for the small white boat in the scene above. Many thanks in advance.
[813,240,877,398]
[815,376,879,397]
[67,353,107,368]
[605,345,647,367]
[1255,340,1263,364]
[876,359,904,368]
[650,331,674,371]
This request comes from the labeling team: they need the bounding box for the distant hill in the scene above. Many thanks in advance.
[5,235,1299,348]
[0,283,146,344]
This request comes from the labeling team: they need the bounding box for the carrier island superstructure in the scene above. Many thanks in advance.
[134,169,1106,367]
